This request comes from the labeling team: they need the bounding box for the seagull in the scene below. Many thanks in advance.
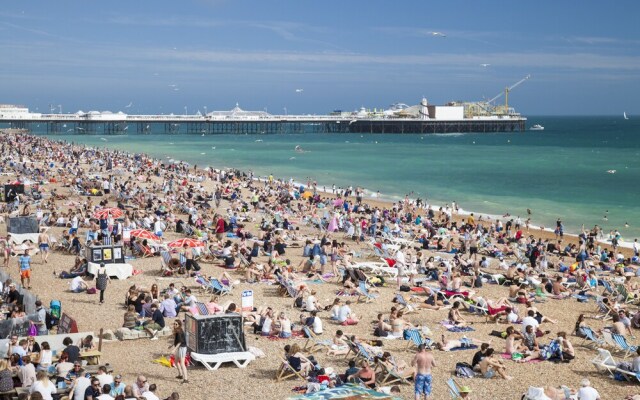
[100,137,108,141]
[295,89,304,93]
[429,31,446,37]
[480,63,491,67]
[607,170,616,174]
[125,102,133,108]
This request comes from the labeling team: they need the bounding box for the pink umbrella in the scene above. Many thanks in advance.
[129,229,160,242]
[167,238,206,248]
[93,207,124,219]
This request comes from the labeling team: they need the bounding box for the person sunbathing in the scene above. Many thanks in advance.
[435,334,490,351]
[376,351,414,379]
[478,348,513,380]
[504,326,524,355]
[525,302,558,324]
[448,301,469,326]
[326,330,349,356]
[286,344,313,376]
[347,360,376,388]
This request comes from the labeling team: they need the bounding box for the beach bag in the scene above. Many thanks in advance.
[86,287,97,294]
[455,362,476,378]
[28,323,38,337]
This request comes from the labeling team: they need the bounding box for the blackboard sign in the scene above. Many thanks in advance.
[185,314,245,355]
[8,216,39,234]
[57,313,78,334]
[0,314,40,339]
[3,184,24,202]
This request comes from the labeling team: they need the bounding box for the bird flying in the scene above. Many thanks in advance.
[429,31,446,37]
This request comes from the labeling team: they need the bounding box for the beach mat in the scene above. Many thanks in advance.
[447,326,475,332]
[449,344,478,351]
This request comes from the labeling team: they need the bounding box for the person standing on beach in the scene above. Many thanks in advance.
[411,344,436,400]
[95,262,110,305]
[169,320,188,384]
[37,228,50,264]
[19,249,32,289]
[396,245,406,290]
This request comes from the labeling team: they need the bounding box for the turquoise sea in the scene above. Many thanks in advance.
[30,116,640,240]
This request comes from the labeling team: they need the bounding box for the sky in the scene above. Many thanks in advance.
[1,0,639,116]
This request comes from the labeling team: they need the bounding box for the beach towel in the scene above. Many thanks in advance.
[449,344,478,351]
[500,353,542,363]
[447,326,475,333]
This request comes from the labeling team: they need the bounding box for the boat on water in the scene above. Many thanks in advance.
[530,124,544,131]
[624,112,629,120]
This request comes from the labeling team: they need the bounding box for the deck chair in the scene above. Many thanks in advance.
[358,281,378,303]
[615,367,640,383]
[602,330,618,350]
[611,333,638,358]
[275,356,307,382]
[591,348,618,376]
[580,326,605,349]
[352,342,376,364]
[133,242,153,258]
[376,360,411,386]
[210,278,231,296]
[195,302,210,316]
[301,326,331,354]
[393,294,415,314]
[616,284,637,304]
[600,280,617,296]
[404,329,432,351]
[446,377,462,399]
[593,297,613,321]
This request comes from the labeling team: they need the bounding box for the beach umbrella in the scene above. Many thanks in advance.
[167,238,206,248]
[93,207,124,219]
[129,229,160,242]
[301,191,313,199]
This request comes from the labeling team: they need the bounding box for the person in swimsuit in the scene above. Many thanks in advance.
[38,228,50,264]
[411,344,436,399]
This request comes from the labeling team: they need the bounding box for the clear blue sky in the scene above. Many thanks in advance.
[1,0,639,115]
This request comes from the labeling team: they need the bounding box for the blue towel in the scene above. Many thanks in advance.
[447,326,475,333]
[450,344,478,351]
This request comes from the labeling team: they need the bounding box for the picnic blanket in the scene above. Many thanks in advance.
[449,344,478,351]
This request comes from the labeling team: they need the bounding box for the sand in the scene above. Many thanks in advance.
[1,131,638,400]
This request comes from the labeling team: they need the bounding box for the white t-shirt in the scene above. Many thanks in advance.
[30,380,57,400]
[337,305,351,322]
[70,276,84,291]
[521,316,539,333]
[577,386,600,400]
[97,373,114,387]
[507,311,519,323]
[306,295,317,311]
[312,316,323,334]
[97,395,115,400]
[262,316,272,334]
[142,392,160,400]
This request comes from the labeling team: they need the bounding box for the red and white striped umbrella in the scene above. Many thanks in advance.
[167,238,206,248]
[129,229,160,242]
[93,207,124,219]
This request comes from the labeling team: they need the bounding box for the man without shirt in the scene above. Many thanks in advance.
[411,344,436,400]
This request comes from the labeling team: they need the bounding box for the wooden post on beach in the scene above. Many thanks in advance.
[98,328,103,352]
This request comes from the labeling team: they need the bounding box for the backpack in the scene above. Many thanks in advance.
[45,310,56,330]
[455,362,476,378]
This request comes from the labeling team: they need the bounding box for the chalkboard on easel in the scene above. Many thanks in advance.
[57,313,79,334]
[185,314,245,355]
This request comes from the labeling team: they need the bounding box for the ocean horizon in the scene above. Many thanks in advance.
[20,115,640,242]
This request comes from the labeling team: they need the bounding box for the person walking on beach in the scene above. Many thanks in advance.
[411,344,436,400]
[19,249,32,289]
[169,320,188,384]
[396,245,406,290]
[95,262,110,305]
[37,228,50,264]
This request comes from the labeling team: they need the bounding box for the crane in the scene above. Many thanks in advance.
[487,75,531,114]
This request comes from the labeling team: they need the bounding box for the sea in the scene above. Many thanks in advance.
[27,116,640,241]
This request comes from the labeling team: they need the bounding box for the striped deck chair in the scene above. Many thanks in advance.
[446,377,462,399]
[352,342,376,364]
[404,329,432,351]
[301,326,331,353]
[179,253,187,269]
[210,278,231,296]
[357,281,378,303]
[195,302,210,316]
[593,297,613,320]
[160,251,173,269]
[376,360,411,386]
[394,294,413,313]
[611,333,638,358]
[616,284,637,304]
[602,330,618,349]
[580,326,605,349]
[591,348,618,376]
[600,280,617,296]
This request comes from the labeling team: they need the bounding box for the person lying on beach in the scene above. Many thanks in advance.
[434,335,490,351]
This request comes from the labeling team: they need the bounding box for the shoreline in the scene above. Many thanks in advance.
[26,130,637,254]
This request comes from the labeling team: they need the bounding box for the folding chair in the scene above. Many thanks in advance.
[611,333,638,359]
[210,278,231,296]
[376,360,411,386]
[446,377,462,399]
[404,329,432,351]
[590,348,618,376]
[357,281,378,303]
[301,326,331,354]
[580,326,605,349]
[195,302,210,316]
[274,356,307,382]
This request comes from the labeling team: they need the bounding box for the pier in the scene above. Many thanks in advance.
[0,103,526,135]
